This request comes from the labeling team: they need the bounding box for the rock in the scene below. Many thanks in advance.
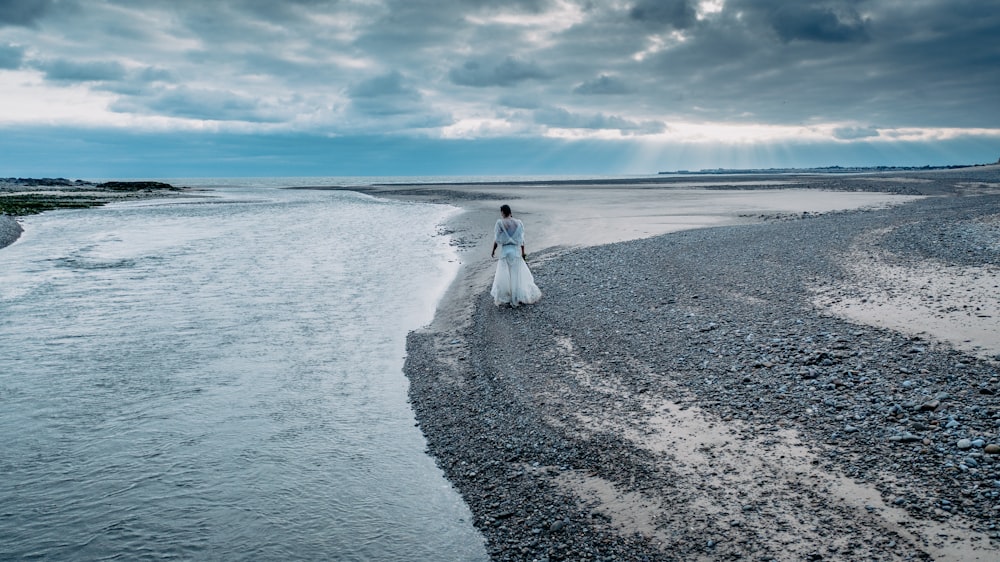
[957,439,973,450]
[0,215,23,250]
[972,438,986,448]
[984,444,1000,455]
[919,400,940,412]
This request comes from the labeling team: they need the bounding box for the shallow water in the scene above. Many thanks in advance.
[0,186,486,560]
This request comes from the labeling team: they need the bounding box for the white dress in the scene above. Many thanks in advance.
[491,218,542,306]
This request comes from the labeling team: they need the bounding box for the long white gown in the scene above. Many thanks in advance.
[491,217,542,306]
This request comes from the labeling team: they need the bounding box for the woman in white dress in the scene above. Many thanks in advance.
[490,204,542,307]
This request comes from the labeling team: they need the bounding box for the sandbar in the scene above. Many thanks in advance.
[392,168,1000,560]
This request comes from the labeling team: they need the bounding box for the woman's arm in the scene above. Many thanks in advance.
[491,241,498,257]
[521,244,526,259]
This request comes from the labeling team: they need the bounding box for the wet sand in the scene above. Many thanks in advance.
[347,177,932,334]
[388,169,1000,560]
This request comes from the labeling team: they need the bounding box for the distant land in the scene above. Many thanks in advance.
[661,159,1000,175]
[0,178,184,216]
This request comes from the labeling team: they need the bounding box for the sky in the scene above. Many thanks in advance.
[1,0,999,178]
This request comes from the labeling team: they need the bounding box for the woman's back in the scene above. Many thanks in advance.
[495,218,523,246]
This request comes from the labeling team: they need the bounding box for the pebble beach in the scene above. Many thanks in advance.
[0,215,22,249]
[396,167,1000,561]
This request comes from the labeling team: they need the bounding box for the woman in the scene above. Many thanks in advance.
[490,204,542,307]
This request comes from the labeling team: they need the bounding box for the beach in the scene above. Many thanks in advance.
[5,170,999,560]
[386,168,1000,560]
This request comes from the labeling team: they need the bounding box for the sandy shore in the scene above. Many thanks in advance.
[386,168,1000,560]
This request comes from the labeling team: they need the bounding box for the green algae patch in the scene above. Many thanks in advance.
[0,194,109,216]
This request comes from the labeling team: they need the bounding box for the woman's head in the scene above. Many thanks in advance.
[500,204,512,217]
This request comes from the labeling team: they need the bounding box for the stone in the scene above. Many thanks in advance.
[957,439,973,450]
[549,519,569,532]
[919,400,940,412]
[984,444,1000,455]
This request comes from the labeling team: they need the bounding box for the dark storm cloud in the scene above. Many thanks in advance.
[629,0,697,30]
[457,0,552,11]
[0,42,24,68]
[2,0,998,140]
[348,71,429,117]
[35,58,127,82]
[95,66,175,96]
[768,3,869,43]
[449,56,549,87]
[0,0,57,27]
[349,71,419,99]
[111,87,283,123]
[351,0,486,61]
[574,75,632,95]
[234,0,341,23]
[497,94,542,110]
[607,0,1000,128]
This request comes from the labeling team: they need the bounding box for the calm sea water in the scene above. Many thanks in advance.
[0,183,489,560]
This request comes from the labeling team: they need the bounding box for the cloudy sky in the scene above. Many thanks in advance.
[1,0,998,178]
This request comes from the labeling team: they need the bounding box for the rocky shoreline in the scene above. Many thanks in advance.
[404,172,1000,560]
[0,179,184,216]
[0,179,189,249]
[0,215,23,249]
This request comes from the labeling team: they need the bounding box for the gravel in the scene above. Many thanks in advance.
[0,215,23,249]
[405,171,1000,561]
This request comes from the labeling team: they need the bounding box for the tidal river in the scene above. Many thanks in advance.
[0,183,488,560]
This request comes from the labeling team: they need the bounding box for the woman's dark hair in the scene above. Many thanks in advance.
[500,204,512,217]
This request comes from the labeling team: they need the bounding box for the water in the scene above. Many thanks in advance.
[0,184,488,560]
